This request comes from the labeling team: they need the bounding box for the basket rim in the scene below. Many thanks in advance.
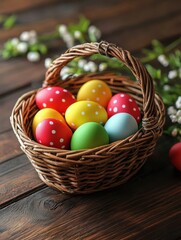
[10,72,165,161]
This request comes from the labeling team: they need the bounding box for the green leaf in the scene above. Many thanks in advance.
[79,16,90,32]
[3,15,16,29]
[68,16,90,35]
[152,39,165,54]
[38,44,47,54]
[1,49,11,59]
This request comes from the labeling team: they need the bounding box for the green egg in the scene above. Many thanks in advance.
[71,122,109,150]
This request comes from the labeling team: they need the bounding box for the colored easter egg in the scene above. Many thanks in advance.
[65,100,108,130]
[77,80,112,108]
[32,108,65,137]
[71,122,109,150]
[169,142,181,171]
[35,118,72,149]
[104,113,138,142]
[35,86,76,114]
[107,93,141,123]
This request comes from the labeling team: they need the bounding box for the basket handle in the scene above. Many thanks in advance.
[44,41,157,124]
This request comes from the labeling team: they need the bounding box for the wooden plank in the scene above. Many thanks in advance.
[94,0,181,36]
[0,59,44,97]
[104,11,181,51]
[0,18,60,43]
[0,85,41,133]
[1,0,180,47]
[0,0,59,14]
[0,154,44,207]
[0,130,22,163]
[0,163,180,240]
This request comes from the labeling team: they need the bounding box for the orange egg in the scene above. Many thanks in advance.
[77,80,112,108]
[32,108,65,137]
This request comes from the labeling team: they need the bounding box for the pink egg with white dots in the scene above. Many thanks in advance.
[35,86,76,115]
[107,93,141,123]
[35,118,72,149]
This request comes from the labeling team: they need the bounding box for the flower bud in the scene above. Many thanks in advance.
[27,52,40,62]
[16,42,28,53]
[157,54,169,67]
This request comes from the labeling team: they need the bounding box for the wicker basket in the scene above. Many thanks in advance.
[10,41,165,194]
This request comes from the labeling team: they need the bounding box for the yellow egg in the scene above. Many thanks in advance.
[77,80,112,108]
[65,101,108,130]
[32,108,65,137]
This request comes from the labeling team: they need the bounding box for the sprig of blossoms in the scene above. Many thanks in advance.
[0,16,101,63]
[1,30,47,62]
[58,58,108,80]
[167,97,181,139]
[168,97,181,123]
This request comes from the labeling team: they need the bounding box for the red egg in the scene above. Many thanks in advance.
[169,142,181,171]
[35,86,76,114]
[35,118,72,149]
[107,93,141,123]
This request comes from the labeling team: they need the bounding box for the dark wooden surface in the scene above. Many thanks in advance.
[0,1,181,239]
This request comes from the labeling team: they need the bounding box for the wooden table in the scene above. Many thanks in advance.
[1,1,181,239]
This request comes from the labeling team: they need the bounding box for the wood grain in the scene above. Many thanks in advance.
[0,0,59,14]
[0,60,44,96]
[0,85,42,133]
[0,1,181,239]
[0,165,181,240]
[0,154,44,207]
[0,130,22,163]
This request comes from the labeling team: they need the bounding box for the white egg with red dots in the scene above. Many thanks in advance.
[107,93,141,124]
[35,118,72,149]
[35,86,76,115]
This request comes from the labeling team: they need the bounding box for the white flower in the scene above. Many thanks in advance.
[74,31,82,39]
[28,30,37,44]
[16,42,28,53]
[176,96,181,109]
[64,33,74,48]
[11,38,19,46]
[60,66,70,77]
[20,31,30,42]
[83,64,90,72]
[44,58,52,68]
[168,70,177,79]
[87,61,97,72]
[58,24,68,35]
[27,52,40,62]
[171,128,178,137]
[167,106,177,115]
[99,63,107,71]
[163,84,171,91]
[157,54,169,67]
[178,117,181,124]
[19,30,37,43]
[83,61,97,72]
[176,110,181,117]
[78,59,87,68]
[88,25,101,39]
[170,114,177,123]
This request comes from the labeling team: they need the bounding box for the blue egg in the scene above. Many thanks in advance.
[104,113,138,142]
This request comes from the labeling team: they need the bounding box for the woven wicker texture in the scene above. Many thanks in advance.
[10,41,165,194]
